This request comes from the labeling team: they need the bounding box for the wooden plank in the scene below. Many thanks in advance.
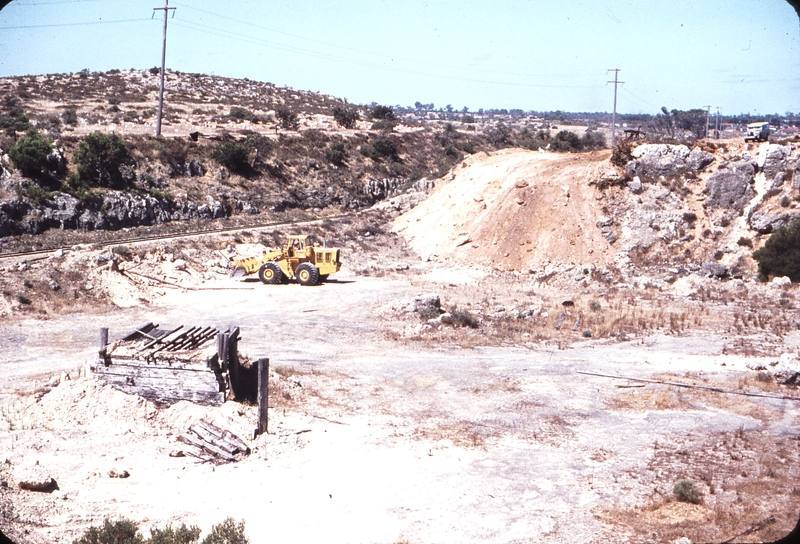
[95,372,220,391]
[140,325,183,351]
[177,433,235,461]
[100,358,215,372]
[257,358,269,436]
[103,382,224,406]
[189,423,238,455]
[99,328,109,359]
[194,420,250,454]
[122,323,156,341]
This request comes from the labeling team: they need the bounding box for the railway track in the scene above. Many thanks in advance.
[0,213,352,262]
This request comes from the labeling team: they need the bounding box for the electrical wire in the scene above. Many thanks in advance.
[171,18,603,90]
[0,17,151,30]
[172,2,596,82]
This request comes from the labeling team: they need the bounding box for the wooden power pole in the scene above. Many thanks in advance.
[607,69,623,146]
[153,0,176,137]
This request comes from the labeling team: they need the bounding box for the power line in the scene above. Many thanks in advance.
[172,2,595,83]
[0,18,150,30]
[172,18,603,91]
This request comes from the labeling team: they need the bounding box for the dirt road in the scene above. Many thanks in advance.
[2,268,799,543]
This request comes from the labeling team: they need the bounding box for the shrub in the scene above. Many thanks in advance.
[737,237,753,248]
[228,107,252,122]
[370,138,397,160]
[148,524,201,544]
[673,479,702,504]
[211,141,250,175]
[484,123,511,148]
[332,105,359,129]
[581,329,593,338]
[73,132,134,188]
[550,130,582,152]
[461,114,475,124]
[275,107,298,130]
[459,140,476,154]
[610,138,635,168]
[370,104,395,120]
[72,518,248,544]
[73,518,144,544]
[200,518,249,544]
[325,141,346,166]
[781,195,791,208]
[112,245,131,258]
[580,131,606,150]
[8,128,59,183]
[62,108,79,126]
[449,305,479,328]
[23,182,53,205]
[589,301,602,312]
[752,218,800,281]
[0,95,31,135]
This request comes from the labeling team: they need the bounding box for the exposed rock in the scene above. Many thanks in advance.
[184,159,205,177]
[14,464,55,491]
[627,177,643,194]
[762,145,794,182]
[108,469,130,478]
[771,276,792,289]
[749,210,800,234]
[407,293,441,315]
[625,144,712,183]
[774,353,800,384]
[364,178,406,200]
[704,161,756,210]
[703,262,729,278]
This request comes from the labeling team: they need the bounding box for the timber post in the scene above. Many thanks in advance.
[99,328,109,363]
[256,358,269,436]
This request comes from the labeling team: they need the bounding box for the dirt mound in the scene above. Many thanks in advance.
[393,148,615,271]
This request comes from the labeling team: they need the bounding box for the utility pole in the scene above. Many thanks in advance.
[704,106,711,139]
[607,69,623,146]
[153,0,176,137]
[715,107,721,139]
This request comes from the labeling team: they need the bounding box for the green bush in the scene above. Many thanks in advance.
[73,518,144,544]
[0,95,31,135]
[781,195,791,208]
[73,132,134,188]
[8,128,60,183]
[275,107,298,130]
[211,141,251,175]
[62,108,79,126]
[752,218,800,281]
[370,138,397,160]
[673,479,702,504]
[200,518,249,544]
[370,104,395,120]
[332,105,359,129]
[228,107,253,122]
[461,114,475,124]
[449,305,479,328]
[550,130,582,152]
[580,131,606,150]
[148,524,201,544]
[23,182,53,205]
[72,518,247,544]
[325,141,347,166]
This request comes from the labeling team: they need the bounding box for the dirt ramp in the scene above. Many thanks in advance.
[394,148,615,271]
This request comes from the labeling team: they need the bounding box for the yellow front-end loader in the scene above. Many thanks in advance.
[229,235,341,286]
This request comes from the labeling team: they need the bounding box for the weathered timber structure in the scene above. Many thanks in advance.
[92,323,252,406]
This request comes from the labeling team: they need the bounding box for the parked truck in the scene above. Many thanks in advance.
[745,122,770,142]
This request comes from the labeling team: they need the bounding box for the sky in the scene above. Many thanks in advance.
[0,0,798,116]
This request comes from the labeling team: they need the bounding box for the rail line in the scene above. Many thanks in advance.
[0,213,353,262]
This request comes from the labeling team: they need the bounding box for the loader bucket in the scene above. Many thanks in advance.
[230,265,247,278]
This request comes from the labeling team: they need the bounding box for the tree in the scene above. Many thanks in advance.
[370,104,395,120]
[211,141,251,175]
[752,218,800,282]
[275,107,298,130]
[332,105,359,129]
[73,132,134,188]
[8,128,63,185]
[325,141,347,166]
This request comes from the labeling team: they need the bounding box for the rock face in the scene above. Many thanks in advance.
[762,145,795,183]
[704,160,756,209]
[749,210,800,234]
[625,144,714,183]
[774,353,800,384]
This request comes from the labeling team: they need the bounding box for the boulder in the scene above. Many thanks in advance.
[749,210,800,234]
[686,148,715,172]
[14,464,55,492]
[762,145,794,182]
[407,293,441,315]
[704,161,756,210]
[774,353,800,384]
[771,276,792,289]
[703,262,729,278]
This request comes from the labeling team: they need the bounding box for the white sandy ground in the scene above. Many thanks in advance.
[2,273,799,543]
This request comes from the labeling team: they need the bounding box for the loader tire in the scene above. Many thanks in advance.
[258,262,283,284]
[295,263,320,286]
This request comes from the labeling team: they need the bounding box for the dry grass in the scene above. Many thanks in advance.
[597,428,800,542]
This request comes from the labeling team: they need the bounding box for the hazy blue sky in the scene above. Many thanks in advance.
[0,0,797,115]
